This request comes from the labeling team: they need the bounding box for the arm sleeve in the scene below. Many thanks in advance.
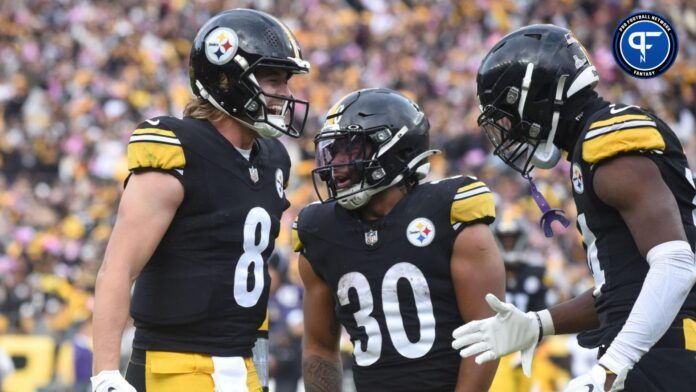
[599,241,696,373]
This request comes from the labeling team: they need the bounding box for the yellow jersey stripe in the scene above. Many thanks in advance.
[456,181,486,194]
[258,312,269,332]
[127,142,185,171]
[291,227,303,252]
[589,114,651,129]
[450,192,495,225]
[585,119,657,140]
[582,126,665,164]
[132,127,177,138]
[684,318,696,351]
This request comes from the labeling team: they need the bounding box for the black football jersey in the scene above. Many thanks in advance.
[127,116,290,356]
[569,103,696,349]
[505,263,547,313]
[293,176,496,391]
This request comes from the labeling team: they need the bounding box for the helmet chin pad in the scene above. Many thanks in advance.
[531,142,561,169]
[252,114,286,138]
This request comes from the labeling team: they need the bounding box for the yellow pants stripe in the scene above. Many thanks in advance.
[144,351,261,391]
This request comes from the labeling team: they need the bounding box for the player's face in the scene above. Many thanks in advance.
[315,132,375,189]
[255,68,292,117]
[498,233,519,252]
[333,138,363,189]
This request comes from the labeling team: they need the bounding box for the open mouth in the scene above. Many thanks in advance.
[267,103,285,116]
[333,171,354,189]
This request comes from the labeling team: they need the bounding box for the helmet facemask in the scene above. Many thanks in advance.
[478,86,544,176]
[479,63,568,176]
[312,126,385,208]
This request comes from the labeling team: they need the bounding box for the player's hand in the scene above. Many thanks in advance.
[563,363,627,392]
[452,293,539,376]
[91,370,137,392]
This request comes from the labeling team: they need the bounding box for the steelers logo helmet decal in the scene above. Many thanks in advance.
[572,163,584,194]
[612,12,678,78]
[205,27,239,65]
[406,218,436,247]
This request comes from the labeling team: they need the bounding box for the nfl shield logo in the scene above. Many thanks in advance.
[249,166,259,183]
[364,229,379,246]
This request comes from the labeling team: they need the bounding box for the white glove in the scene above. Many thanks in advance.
[563,364,608,392]
[563,362,629,392]
[452,293,540,376]
[91,370,137,392]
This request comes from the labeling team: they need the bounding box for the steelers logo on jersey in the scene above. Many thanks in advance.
[406,217,436,247]
[205,27,239,65]
[275,168,284,198]
[572,163,584,194]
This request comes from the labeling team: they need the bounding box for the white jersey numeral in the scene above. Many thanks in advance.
[234,207,271,308]
[578,213,605,296]
[684,168,696,225]
[337,262,436,365]
[337,272,382,366]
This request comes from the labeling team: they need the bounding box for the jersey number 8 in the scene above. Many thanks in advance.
[234,207,271,308]
[337,262,436,366]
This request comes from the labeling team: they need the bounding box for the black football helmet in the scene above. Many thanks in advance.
[189,8,310,138]
[493,217,529,265]
[312,88,439,210]
[477,24,599,175]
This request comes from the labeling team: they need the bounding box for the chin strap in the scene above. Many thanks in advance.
[524,174,570,237]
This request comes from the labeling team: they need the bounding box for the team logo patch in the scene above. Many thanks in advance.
[406,218,435,247]
[275,169,284,198]
[612,12,678,78]
[205,27,239,65]
[572,163,584,194]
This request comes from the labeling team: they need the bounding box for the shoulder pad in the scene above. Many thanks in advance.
[582,105,665,165]
[127,117,186,173]
[292,202,322,252]
[291,217,303,252]
[448,176,496,230]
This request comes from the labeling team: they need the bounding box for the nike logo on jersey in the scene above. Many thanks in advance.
[146,119,160,126]
[608,104,639,114]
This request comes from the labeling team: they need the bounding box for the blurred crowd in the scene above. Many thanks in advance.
[0,0,695,391]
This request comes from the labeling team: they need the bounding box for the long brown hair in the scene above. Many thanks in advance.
[182,96,229,122]
[183,73,231,122]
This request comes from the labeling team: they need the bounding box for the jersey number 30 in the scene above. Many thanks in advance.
[337,262,436,366]
[234,207,271,308]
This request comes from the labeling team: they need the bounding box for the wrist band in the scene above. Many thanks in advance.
[537,308,555,336]
[534,312,544,344]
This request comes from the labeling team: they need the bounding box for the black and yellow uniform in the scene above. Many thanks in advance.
[504,262,547,314]
[294,176,495,391]
[123,116,289,390]
[570,103,696,349]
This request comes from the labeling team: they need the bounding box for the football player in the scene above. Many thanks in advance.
[294,88,506,391]
[494,217,547,314]
[90,9,310,392]
[452,24,696,391]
